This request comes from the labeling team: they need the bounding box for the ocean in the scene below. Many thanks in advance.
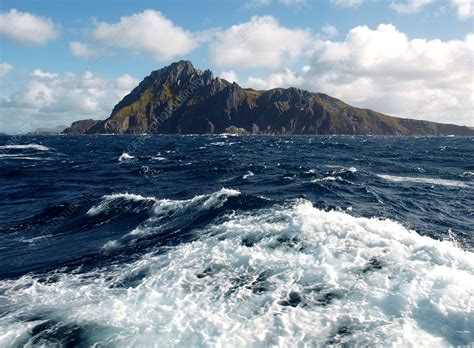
[0,134,473,346]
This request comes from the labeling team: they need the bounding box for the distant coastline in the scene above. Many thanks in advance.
[60,61,474,137]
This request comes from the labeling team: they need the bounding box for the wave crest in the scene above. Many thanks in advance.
[1,198,472,346]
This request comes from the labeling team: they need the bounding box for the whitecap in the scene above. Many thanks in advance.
[311,176,338,183]
[210,141,237,147]
[102,240,120,250]
[118,153,135,162]
[330,166,357,176]
[377,174,469,188]
[242,171,254,179]
[87,193,156,216]
[0,144,49,151]
[87,188,241,218]
[0,156,45,161]
[153,187,240,215]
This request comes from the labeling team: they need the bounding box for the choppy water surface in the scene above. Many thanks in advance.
[0,135,473,346]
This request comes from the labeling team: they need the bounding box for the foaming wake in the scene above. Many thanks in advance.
[377,174,469,188]
[0,196,472,347]
[0,144,50,151]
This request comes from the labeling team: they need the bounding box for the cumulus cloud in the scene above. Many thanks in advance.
[210,16,311,69]
[303,24,474,126]
[0,62,13,78]
[279,0,307,5]
[31,69,58,79]
[389,0,472,19]
[89,10,200,61]
[390,0,434,14]
[451,0,473,19]
[0,70,139,133]
[322,24,338,37]
[245,0,306,7]
[220,70,239,83]
[246,68,304,89]
[69,41,103,59]
[330,0,365,7]
[0,9,59,46]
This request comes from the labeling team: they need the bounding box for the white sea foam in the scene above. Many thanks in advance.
[0,155,44,160]
[242,171,254,179]
[311,176,338,183]
[118,153,135,162]
[0,198,472,346]
[152,188,240,217]
[87,193,156,215]
[210,141,237,147]
[331,166,357,175]
[378,174,469,188]
[0,144,49,151]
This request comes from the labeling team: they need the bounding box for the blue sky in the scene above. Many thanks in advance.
[0,0,473,133]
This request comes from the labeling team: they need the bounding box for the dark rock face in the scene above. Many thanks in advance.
[66,61,474,136]
[62,119,99,135]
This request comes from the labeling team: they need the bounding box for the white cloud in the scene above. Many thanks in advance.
[90,10,200,61]
[31,69,58,79]
[1,70,138,133]
[244,0,271,7]
[330,0,365,7]
[220,70,239,83]
[389,0,472,19]
[303,24,474,126]
[322,24,338,37]
[246,68,304,89]
[245,0,305,7]
[69,41,102,59]
[0,62,13,78]
[116,74,140,90]
[451,0,473,19]
[210,16,311,69]
[279,0,307,5]
[390,0,434,14]
[0,9,59,46]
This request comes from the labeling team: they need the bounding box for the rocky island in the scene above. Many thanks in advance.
[63,61,474,136]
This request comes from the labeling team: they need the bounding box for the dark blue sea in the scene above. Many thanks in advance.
[0,135,473,346]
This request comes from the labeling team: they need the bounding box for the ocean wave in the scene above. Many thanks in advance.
[1,199,472,346]
[152,188,240,216]
[0,155,45,160]
[331,167,357,175]
[210,141,237,147]
[242,171,254,179]
[0,144,50,151]
[87,193,156,216]
[118,153,135,162]
[311,176,338,183]
[377,174,469,188]
[87,188,240,218]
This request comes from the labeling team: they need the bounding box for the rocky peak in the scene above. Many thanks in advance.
[157,60,198,85]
